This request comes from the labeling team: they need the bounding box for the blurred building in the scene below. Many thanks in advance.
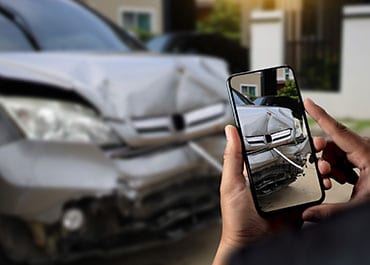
[240,0,370,90]
[79,0,195,35]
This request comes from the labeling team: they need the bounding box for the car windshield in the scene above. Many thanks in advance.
[232,90,254,106]
[252,97,264,105]
[146,35,171,52]
[0,13,34,51]
[0,0,145,52]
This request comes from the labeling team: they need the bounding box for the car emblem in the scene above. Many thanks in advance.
[172,113,185,132]
[265,134,272,143]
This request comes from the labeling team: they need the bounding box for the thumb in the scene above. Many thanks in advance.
[221,125,245,194]
[302,202,353,222]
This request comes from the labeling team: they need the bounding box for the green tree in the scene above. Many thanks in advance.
[197,0,241,42]
[278,79,298,99]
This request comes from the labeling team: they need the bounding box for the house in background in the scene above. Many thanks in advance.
[240,0,370,91]
[79,0,195,35]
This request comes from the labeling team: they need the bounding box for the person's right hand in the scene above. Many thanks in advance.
[303,98,370,222]
[212,125,302,265]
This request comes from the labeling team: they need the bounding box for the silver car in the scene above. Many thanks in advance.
[233,90,309,196]
[0,0,232,263]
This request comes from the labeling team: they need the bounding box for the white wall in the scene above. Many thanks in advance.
[250,5,370,119]
[303,5,370,119]
[250,10,284,70]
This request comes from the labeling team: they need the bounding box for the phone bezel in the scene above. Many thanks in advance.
[226,65,325,217]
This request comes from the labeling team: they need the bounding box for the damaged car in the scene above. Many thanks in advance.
[0,0,232,263]
[233,90,309,196]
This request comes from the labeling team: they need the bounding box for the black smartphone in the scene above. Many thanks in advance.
[226,65,325,216]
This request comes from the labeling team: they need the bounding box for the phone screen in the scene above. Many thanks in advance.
[227,66,324,214]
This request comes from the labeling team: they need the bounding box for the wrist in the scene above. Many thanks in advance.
[213,234,255,265]
[212,239,240,265]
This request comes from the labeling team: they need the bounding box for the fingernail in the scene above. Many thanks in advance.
[225,126,231,141]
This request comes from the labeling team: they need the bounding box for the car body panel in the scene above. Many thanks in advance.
[0,139,118,222]
[0,53,231,146]
[237,105,296,152]
[0,131,224,223]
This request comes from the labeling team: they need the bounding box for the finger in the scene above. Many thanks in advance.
[304,99,363,155]
[318,159,331,175]
[313,136,326,153]
[317,159,332,189]
[302,202,353,222]
[323,178,332,189]
[221,125,246,194]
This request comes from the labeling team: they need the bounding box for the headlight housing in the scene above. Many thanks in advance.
[0,96,121,145]
[294,118,305,138]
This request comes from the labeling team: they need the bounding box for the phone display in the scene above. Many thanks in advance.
[227,66,325,215]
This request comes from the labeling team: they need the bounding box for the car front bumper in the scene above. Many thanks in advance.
[0,134,224,225]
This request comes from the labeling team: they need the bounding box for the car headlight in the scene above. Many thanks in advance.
[0,96,121,145]
[294,118,305,138]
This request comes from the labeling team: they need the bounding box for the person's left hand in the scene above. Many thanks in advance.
[213,125,302,265]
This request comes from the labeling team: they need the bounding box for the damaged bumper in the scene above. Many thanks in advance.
[0,134,224,262]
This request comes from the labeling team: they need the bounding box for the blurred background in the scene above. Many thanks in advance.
[0,0,370,264]
[83,0,370,118]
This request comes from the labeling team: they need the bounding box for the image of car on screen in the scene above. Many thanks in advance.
[233,90,310,197]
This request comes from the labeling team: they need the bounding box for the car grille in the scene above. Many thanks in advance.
[131,103,226,134]
[245,128,293,149]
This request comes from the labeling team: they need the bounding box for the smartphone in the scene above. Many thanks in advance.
[226,65,325,216]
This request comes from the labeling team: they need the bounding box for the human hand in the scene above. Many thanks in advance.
[213,125,302,265]
[303,99,370,222]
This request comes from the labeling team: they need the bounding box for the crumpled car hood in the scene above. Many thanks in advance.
[0,52,231,146]
[237,105,294,136]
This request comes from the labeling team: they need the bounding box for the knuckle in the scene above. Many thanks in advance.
[335,121,348,132]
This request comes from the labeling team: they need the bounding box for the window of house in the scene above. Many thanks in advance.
[301,0,322,38]
[240,84,257,96]
[121,10,152,33]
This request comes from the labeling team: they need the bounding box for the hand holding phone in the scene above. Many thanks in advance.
[226,65,325,216]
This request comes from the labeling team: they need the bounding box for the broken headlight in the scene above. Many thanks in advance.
[0,96,121,145]
[294,117,304,137]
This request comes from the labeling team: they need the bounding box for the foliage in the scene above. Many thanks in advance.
[278,79,298,99]
[131,27,155,42]
[196,0,241,42]
[243,93,257,101]
[300,54,339,91]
